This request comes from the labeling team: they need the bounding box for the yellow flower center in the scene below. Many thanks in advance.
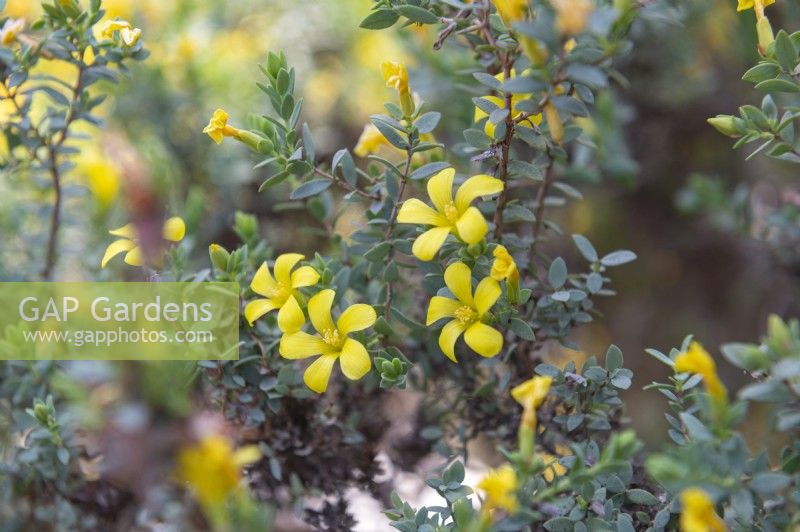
[267,282,289,302]
[454,305,477,324]
[322,328,344,349]
[443,202,460,224]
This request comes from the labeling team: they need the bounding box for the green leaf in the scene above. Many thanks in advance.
[463,128,490,150]
[774,30,797,72]
[290,178,331,200]
[259,170,291,191]
[360,8,399,29]
[415,112,441,134]
[394,5,439,24]
[742,62,780,83]
[626,489,658,506]
[573,234,598,262]
[365,241,392,262]
[679,412,712,442]
[371,117,408,149]
[548,257,567,288]
[600,250,636,267]
[409,162,450,181]
[510,318,535,340]
[754,78,800,93]
[605,345,623,371]
[750,472,790,494]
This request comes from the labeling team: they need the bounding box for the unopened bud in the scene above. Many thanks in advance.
[208,244,230,271]
[707,115,744,138]
[757,16,775,53]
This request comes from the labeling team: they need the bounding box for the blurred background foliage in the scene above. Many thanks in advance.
[2,0,800,528]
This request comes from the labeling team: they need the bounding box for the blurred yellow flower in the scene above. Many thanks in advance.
[491,245,519,283]
[279,289,376,393]
[354,124,390,158]
[679,488,726,532]
[0,18,25,45]
[381,61,409,94]
[539,451,568,482]
[244,254,320,332]
[177,435,261,509]
[75,148,121,209]
[101,217,185,268]
[99,19,142,47]
[426,262,503,361]
[551,0,593,35]
[737,0,774,18]
[474,71,542,138]
[491,0,528,27]
[397,168,503,261]
[477,464,519,513]
[512,375,552,428]
[674,341,727,403]
[203,108,241,144]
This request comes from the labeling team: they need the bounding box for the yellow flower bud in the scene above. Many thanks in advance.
[707,116,743,138]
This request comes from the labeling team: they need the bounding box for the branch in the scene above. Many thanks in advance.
[313,167,381,201]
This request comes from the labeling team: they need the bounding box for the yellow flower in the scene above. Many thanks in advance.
[177,435,261,509]
[99,19,142,47]
[244,254,320,332]
[539,451,568,482]
[674,341,727,403]
[101,216,185,268]
[491,245,519,283]
[474,71,542,138]
[120,26,142,47]
[477,464,519,513]
[381,61,409,94]
[737,0,774,19]
[426,262,503,362]
[354,123,390,158]
[397,168,504,261]
[280,289,377,393]
[512,375,552,428]
[0,18,25,45]
[551,0,593,34]
[100,19,130,38]
[491,0,528,27]
[75,148,120,208]
[203,108,241,144]
[679,488,726,532]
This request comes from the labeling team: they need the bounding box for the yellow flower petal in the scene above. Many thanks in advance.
[397,198,448,226]
[304,353,339,393]
[680,488,726,532]
[464,322,503,357]
[339,338,371,380]
[308,289,336,334]
[250,262,277,298]
[444,261,474,307]
[243,298,279,326]
[477,464,519,513]
[101,238,136,268]
[109,223,136,239]
[426,296,461,325]
[411,226,451,261]
[232,445,262,467]
[337,304,377,335]
[439,319,468,362]
[474,277,501,317]
[274,253,304,287]
[291,265,320,288]
[123,246,143,266]
[511,375,552,409]
[277,295,305,333]
[455,174,504,214]
[279,331,328,359]
[427,168,455,213]
[455,205,488,245]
